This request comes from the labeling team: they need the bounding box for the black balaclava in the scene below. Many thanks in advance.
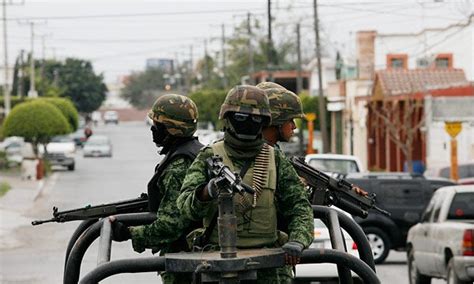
[223,112,267,159]
[227,112,265,140]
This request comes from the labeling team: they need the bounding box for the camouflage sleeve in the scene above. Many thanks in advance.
[129,157,192,253]
[275,150,314,248]
[176,148,216,221]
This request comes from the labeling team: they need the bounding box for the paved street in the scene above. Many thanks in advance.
[0,122,447,283]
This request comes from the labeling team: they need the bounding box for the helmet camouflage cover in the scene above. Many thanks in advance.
[255,81,286,90]
[148,94,198,137]
[264,88,305,126]
[219,85,271,125]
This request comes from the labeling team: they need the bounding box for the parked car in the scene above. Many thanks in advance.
[83,135,112,157]
[42,135,76,171]
[407,185,474,284]
[305,154,364,176]
[346,172,457,264]
[295,213,360,283]
[0,136,24,165]
[104,110,119,124]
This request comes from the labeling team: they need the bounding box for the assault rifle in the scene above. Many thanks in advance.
[290,156,390,218]
[206,155,255,195]
[31,193,149,226]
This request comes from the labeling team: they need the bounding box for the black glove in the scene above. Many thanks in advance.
[282,241,305,266]
[205,177,220,199]
[112,221,131,242]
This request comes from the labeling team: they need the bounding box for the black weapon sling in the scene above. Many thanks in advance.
[195,160,252,247]
[147,137,203,212]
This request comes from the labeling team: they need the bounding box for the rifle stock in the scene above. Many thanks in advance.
[31,193,149,226]
[290,156,390,218]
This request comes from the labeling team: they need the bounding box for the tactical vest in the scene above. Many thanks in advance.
[207,141,278,248]
[147,137,203,212]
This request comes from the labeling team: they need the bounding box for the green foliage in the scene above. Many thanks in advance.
[2,100,70,155]
[189,89,227,128]
[14,58,107,113]
[0,181,11,198]
[57,58,107,113]
[41,97,79,131]
[299,92,330,131]
[121,68,167,109]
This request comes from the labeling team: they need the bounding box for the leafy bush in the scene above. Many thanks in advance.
[0,181,11,197]
[2,100,70,155]
[41,97,79,131]
[189,89,227,129]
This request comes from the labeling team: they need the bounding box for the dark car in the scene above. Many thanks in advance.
[345,172,457,264]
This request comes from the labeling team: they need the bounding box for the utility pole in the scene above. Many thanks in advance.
[247,12,255,85]
[18,50,24,97]
[28,22,37,98]
[2,0,10,115]
[221,24,227,88]
[296,23,305,155]
[313,0,329,153]
[204,39,210,84]
[267,0,274,81]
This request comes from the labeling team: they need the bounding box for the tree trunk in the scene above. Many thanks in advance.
[406,148,413,173]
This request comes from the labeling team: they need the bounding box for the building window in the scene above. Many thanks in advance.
[386,54,408,70]
[435,54,453,69]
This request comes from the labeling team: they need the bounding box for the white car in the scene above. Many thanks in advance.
[103,111,119,124]
[83,135,112,157]
[305,154,364,176]
[295,215,360,283]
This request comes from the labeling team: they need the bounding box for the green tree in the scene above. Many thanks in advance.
[189,89,227,128]
[2,100,70,156]
[11,57,106,113]
[41,97,79,131]
[121,68,167,109]
[57,58,107,113]
[299,92,329,132]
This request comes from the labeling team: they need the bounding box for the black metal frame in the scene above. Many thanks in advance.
[64,206,379,284]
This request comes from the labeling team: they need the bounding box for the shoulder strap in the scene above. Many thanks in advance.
[147,138,204,212]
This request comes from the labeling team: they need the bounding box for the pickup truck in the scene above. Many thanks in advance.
[40,135,76,171]
[347,173,456,264]
[407,185,474,284]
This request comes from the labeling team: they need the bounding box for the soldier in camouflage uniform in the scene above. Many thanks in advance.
[177,85,314,283]
[256,82,305,148]
[111,94,203,284]
[256,82,306,282]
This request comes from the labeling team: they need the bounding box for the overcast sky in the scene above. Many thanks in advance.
[1,0,472,83]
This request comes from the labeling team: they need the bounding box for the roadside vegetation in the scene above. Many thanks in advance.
[0,181,11,198]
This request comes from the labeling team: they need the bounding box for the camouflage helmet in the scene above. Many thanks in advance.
[148,94,198,137]
[219,85,271,125]
[264,88,305,126]
[255,81,286,90]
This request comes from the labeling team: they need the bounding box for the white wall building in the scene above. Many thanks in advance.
[374,15,474,81]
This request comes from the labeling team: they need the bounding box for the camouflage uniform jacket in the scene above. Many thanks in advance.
[130,156,193,253]
[177,146,314,248]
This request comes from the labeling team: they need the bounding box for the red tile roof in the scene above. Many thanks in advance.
[376,69,469,96]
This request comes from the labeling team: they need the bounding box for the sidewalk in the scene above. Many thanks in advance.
[0,172,58,249]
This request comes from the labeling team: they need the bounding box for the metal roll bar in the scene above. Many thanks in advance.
[63,213,156,284]
[312,205,376,271]
[65,207,376,283]
[64,219,98,269]
[79,248,379,284]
